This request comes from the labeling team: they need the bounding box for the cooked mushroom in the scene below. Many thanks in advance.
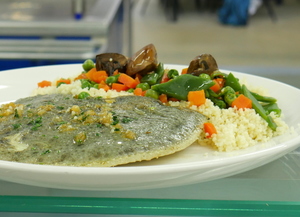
[126,44,158,76]
[187,54,218,76]
[96,53,128,76]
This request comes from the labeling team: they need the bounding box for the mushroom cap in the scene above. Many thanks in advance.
[187,54,218,76]
[96,53,128,76]
[126,44,158,76]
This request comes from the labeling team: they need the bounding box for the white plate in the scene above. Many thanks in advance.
[0,64,300,191]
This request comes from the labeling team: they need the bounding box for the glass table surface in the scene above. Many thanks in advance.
[0,147,299,216]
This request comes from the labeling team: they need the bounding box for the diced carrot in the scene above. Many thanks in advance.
[38,80,52,88]
[74,73,88,80]
[85,67,97,80]
[135,76,141,85]
[111,83,129,92]
[85,68,107,83]
[215,78,225,87]
[188,90,206,106]
[181,68,188,74]
[135,73,142,81]
[91,70,108,83]
[113,69,119,76]
[98,80,110,91]
[133,87,143,96]
[231,94,252,109]
[203,122,217,138]
[210,78,224,93]
[160,72,170,83]
[56,78,71,86]
[118,73,138,89]
[159,94,168,103]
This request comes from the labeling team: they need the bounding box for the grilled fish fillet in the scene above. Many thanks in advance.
[0,94,206,167]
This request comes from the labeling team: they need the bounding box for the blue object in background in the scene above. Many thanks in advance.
[218,0,250,26]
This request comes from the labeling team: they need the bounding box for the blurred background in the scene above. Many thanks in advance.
[0,0,299,88]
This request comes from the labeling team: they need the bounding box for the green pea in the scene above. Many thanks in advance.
[77,92,90,99]
[80,79,93,89]
[145,89,159,99]
[136,82,150,91]
[93,84,99,89]
[106,75,119,86]
[127,88,134,93]
[167,69,179,79]
[82,59,95,72]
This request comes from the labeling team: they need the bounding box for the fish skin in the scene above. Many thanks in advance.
[0,94,206,167]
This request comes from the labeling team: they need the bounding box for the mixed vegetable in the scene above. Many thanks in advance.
[37,44,281,133]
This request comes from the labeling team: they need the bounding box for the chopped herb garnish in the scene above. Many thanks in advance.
[96,123,103,128]
[31,123,42,131]
[41,150,51,155]
[45,101,55,105]
[56,106,65,110]
[28,116,43,130]
[34,116,42,124]
[12,123,21,129]
[111,117,119,125]
[114,128,120,132]
[14,109,20,118]
[121,117,133,123]
[95,133,100,136]
[82,115,89,122]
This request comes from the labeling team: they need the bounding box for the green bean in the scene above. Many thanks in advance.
[155,62,165,84]
[199,73,211,81]
[145,89,159,99]
[263,103,281,116]
[224,92,237,106]
[250,91,277,103]
[167,69,179,79]
[219,86,238,106]
[241,85,277,131]
[82,59,95,72]
[206,88,219,98]
[209,97,227,109]
[210,70,228,79]
[151,74,215,101]
[141,72,159,85]
[225,72,242,92]
[136,82,150,91]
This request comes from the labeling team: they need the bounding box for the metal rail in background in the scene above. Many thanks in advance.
[0,0,122,60]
